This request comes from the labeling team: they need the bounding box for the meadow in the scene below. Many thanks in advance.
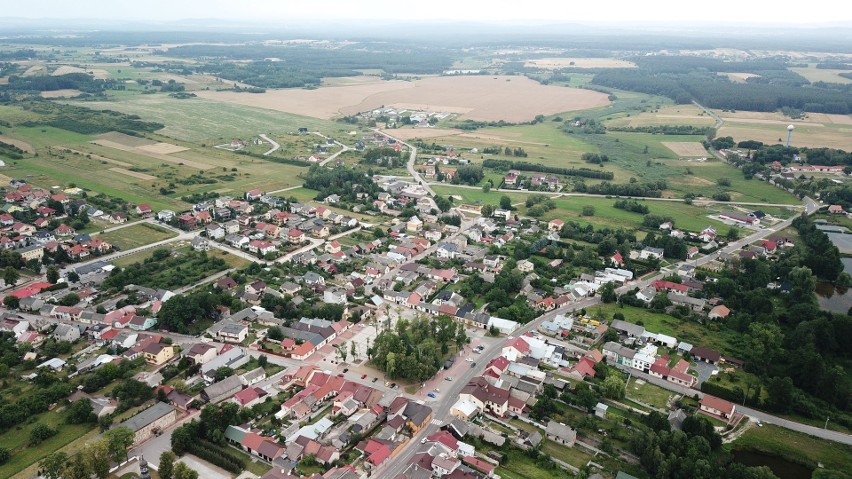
[98,223,177,250]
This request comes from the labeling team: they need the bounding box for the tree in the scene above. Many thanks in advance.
[46,266,59,284]
[66,399,96,424]
[29,423,57,445]
[39,452,68,479]
[500,195,512,210]
[267,326,284,341]
[2,267,18,287]
[0,447,10,465]
[104,426,134,462]
[214,366,234,382]
[67,271,80,283]
[258,355,268,367]
[482,183,491,193]
[599,282,617,304]
[3,295,19,309]
[82,439,111,479]
[602,375,626,399]
[788,266,817,301]
[350,341,358,361]
[173,461,200,479]
[481,204,495,218]
[765,376,795,413]
[160,451,177,479]
[582,205,595,216]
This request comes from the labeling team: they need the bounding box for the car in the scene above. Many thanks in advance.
[427,392,436,398]
[470,362,476,368]
[421,438,428,444]
[465,358,473,362]
[361,373,367,379]
[372,377,378,383]
[342,368,348,373]
[390,383,398,389]
[444,376,453,381]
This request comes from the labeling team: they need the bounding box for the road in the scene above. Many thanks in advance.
[431,183,804,209]
[259,134,280,156]
[373,128,435,197]
[693,101,724,130]
[314,132,352,167]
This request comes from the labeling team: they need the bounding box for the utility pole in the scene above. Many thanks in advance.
[825,416,830,430]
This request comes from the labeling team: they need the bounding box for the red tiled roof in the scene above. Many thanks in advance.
[700,395,735,415]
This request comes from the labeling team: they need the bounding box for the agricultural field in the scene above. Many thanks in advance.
[661,160,800,204]
[713,109,852,150]
[97,223,178,250]
[790,64,852,84]
[198,75,611,122]
[603,104,717,129]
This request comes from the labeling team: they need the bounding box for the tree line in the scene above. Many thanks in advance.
[482,159,614,180]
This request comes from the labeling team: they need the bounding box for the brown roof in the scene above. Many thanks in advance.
[701,395,735,415]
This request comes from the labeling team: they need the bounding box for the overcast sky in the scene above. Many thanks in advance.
[5,0,851,24]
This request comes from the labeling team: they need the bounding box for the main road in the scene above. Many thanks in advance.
[372,128,435,197]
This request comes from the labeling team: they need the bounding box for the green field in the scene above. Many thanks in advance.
[64,94,361,144]
[626,377,675,409]
[0,408,95,478]
[98,223,177,250]
[589,304,741,355]
[730,424,852,474]
[519,196,741,234]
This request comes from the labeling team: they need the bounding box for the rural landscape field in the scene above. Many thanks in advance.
[0,5,851,479]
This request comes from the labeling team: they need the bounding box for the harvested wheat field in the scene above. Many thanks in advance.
[723,72,761,83]
[196,80,413,119]
[138,143,190,154]
[22,65,47,77]
[0,135,35,153]
[524,57,637,69]
[92,132,213,170]
[198,75,610,122]
[40,89,83,98]
[662,142,709,157]
[51,65,110,79]
[109,168,156,180]
[388,128,463,140]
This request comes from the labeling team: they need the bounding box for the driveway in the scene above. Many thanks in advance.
[692,360,718,386]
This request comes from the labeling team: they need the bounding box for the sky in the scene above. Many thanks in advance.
[5,0,852,25]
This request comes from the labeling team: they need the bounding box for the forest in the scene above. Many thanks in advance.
[303,165,382,202]
[483,159,615,180]
[15,100,164,135]
[591,56,852,113]
[1,73,124,93]
[158,43,452,88]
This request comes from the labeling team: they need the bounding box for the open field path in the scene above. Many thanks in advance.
[259,133,280,156]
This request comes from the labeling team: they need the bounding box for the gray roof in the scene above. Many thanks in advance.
[116,402,175,433]
[240,367,266,383]
[202,375,243,402]
[545,420,576,442]
[610,319,645,337]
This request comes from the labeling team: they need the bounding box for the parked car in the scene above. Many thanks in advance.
[361,373,367,379]
[444,376,453,381]
[342,368,348,373]
[470,362,476,368]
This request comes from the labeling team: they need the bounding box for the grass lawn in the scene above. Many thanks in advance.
[626,376,675,409]
[111,241,192,267]
[730,424,852,473]
[98,223,177,250]
[589,304,740,355]
[0,408,96,478]
[521,196,739,234]
[431,185,531,205]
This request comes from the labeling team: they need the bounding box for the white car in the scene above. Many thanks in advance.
[465,358,474,362]
[445,377,453,381]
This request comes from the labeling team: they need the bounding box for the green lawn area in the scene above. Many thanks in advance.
[589,304,740,355]
[111,241,192,268]
[0,408,96,478]
[625,376,675,409]
[730,424,852,474]
[520,196,739,234]
[431,185,531,205]
[98,223,177,250]
[666,162,799,204]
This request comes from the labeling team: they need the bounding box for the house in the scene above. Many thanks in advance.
[517,260,534,273]
[709,305,731,319]
[246,280,267,295]
[720,211,759,225]
[246,189,264,201]
[136,204,152,216]
[185,343,218,365]
[610,252,624,267]
[219,323,249,343]
[829,205,844,214]
[545,421,576,447]
[109,212,129,224]
[639,247,664,260]
[143,343,174,365]
[288,229,306,243]
[115,402,177,446]
[548,219,565,232]
[700,395,736,420]
[53,323,81,342]
[232,387,265,408]
[216,276,238,291]
[247,240,277,256]
[691,346,721,365]
[202,375,243,403]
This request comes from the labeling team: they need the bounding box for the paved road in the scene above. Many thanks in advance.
[373,128,434,197]
[430,183,804,209]
[259,134,280,156]
[314,132,352,166]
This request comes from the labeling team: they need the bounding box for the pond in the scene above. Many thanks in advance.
[732,449,813,479]
[814,258,852,314]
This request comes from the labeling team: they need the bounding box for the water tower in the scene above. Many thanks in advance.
[786,124,795,147]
